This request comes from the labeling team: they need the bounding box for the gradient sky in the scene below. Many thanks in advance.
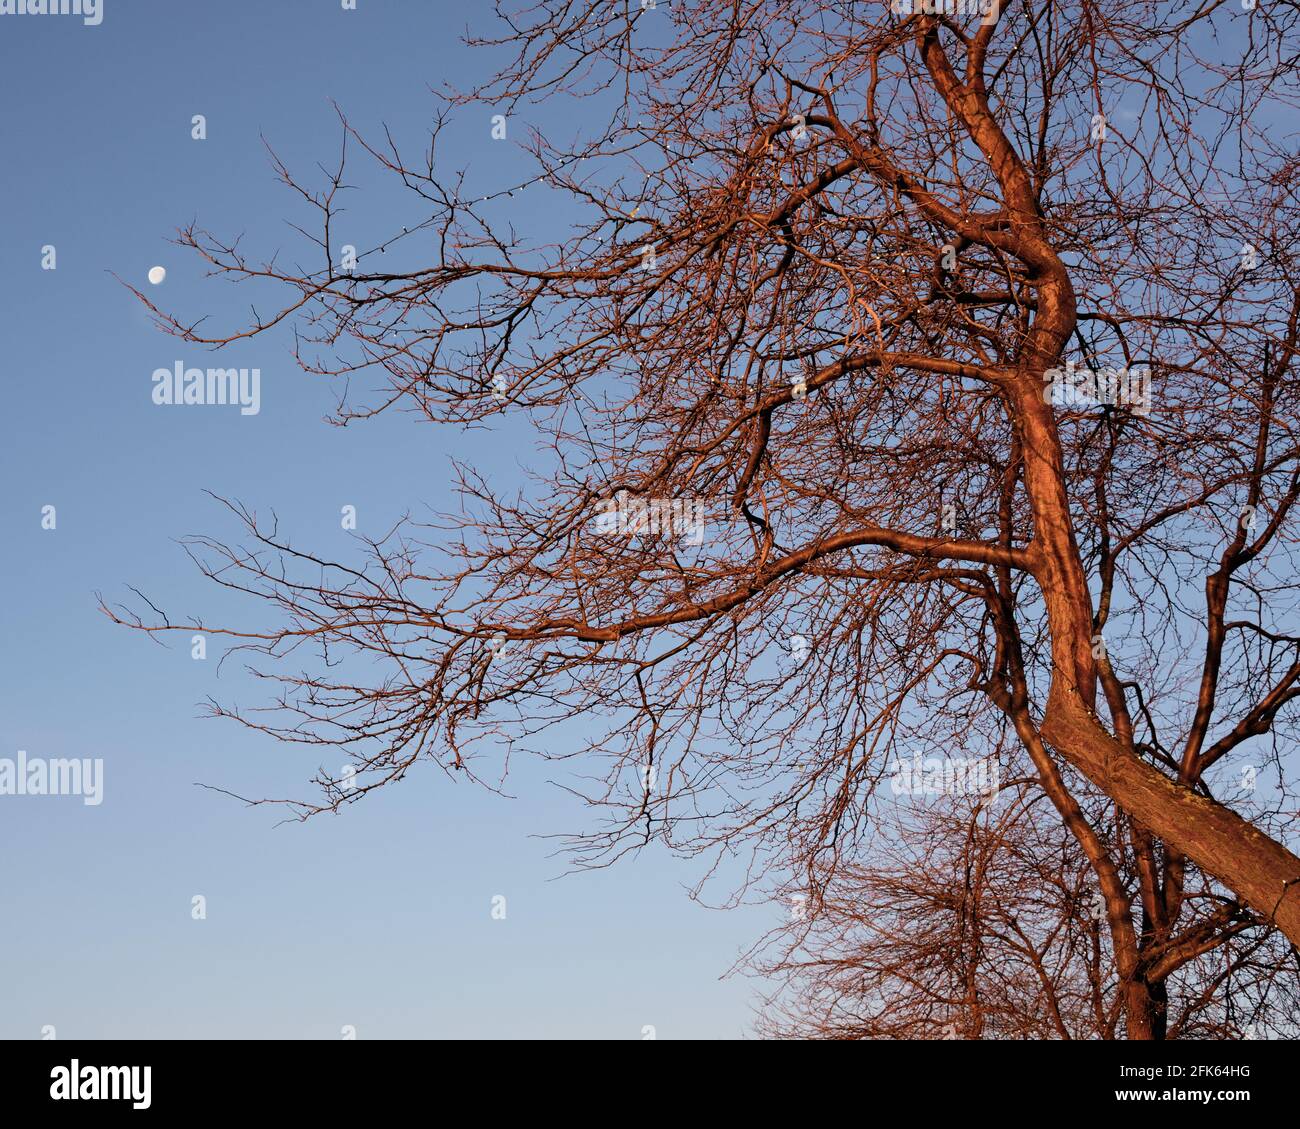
[0,0,764,1039]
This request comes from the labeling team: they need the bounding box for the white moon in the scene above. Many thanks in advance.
[147,266,166,285]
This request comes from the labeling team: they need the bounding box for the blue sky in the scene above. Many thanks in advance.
[0,0,762,1039]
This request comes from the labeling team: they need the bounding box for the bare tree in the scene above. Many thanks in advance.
[106,0,1300,1037]
[754,750,1300,1039]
